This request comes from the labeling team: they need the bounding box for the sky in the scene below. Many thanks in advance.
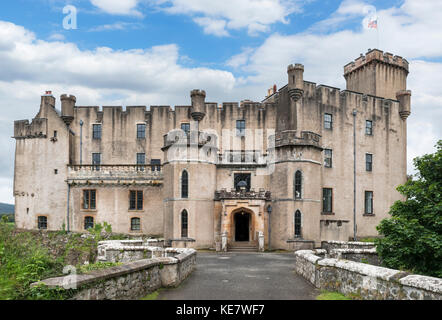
[0,0,441,204]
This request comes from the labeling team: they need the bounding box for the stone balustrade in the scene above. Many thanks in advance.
[67,164,163,185]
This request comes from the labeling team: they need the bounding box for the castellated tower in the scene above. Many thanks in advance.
[162,90,218,248]
[344,49,410,102]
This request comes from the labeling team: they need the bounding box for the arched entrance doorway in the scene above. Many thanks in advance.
[234,210,251,242]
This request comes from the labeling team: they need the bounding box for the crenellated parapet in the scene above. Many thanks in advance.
[13,118,48,139]
[344,49,409,76]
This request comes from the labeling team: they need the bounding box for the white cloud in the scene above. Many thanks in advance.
[193,17,230,37]
[154,0,303,36]
[90,0,143,16]
[48,33,66,41]
[88,22,144,32]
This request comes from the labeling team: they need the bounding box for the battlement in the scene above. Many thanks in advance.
[60,94,76,102]
[344,49,409,76]
[14,118,48,139]
[190,89,206,98]
[287,63,304,72]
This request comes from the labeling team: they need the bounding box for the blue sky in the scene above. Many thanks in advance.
[0,0,441,204]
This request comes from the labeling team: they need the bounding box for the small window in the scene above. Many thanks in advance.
[150,159,161,172]
[294,210,302,238]
[366,154,373,172]
[181,170,188,198]
[236,120,246,137]
[322,188,333,213]
[38,216,47,230]
[137,153,145,171]
[84,216,94,230]
[137,124,146,139]
[366,120,373,135]
[181,123,190,136]
[83,190,96,210]
[234,173,251,191]
[53,130,57,138]
[92,153,101,171]
[129,190,143,210]
[365,191,373,215]
[294,171,302,199]
[181,210,188,238]
[131,217,141,231]
[92,124,102,139]
[54,169,58,175]
[324,113,333,130]
[324,149,333,168]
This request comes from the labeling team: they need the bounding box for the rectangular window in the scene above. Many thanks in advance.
[83,190,96,210]
[92,153,101,171]
[366,153,373,172]
[236,120,246,136]
[366,120,373,135]
[131,218,141,231]
[84,216,94,230]
[137,124,146,139]
[151,159,161,172]
[38,216,47,230]
[324,149,333,168]
[137,153,145,171]
[324,113,333,130]
[365,191,373,215]
[181,123,190,136]
[92,124,102,139]
[129,190,143,210]
[234,173,251,191]
[322,188,333,213]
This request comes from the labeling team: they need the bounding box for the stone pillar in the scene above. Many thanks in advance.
[258,231,265,252]
[221,232,228,252]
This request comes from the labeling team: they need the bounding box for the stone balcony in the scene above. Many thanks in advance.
[67,165,163,186]
[270,130,322,150]
[214,188,271,201]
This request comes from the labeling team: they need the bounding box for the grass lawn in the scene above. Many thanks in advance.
[316,290,352,300]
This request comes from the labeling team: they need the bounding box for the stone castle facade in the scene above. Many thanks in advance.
[13,49,411,251]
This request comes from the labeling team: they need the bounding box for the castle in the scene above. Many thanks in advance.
[13,49,411,251]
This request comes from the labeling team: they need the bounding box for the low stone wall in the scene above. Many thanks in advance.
[32,246,196,300]
[97,239,174,263]
[321,240,375,251]
[294,249,442,300]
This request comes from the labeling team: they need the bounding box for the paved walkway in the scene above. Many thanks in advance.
[157,252,319,300]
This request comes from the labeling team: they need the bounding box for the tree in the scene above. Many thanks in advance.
[375,140,442,278]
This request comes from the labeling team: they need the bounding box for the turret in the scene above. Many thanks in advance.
[61,94,76,125]
[344,49,409,100]
[397,90,411,120]
[287,64,304,101]
[190,89,206,121]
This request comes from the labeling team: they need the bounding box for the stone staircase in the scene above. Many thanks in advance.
[228,242,258,252]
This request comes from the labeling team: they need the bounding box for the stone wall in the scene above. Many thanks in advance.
[32,246,196,300]
[294,249,442,300]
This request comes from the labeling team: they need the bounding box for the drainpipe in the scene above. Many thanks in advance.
[352,109,357,241]
[66,183,71,232]
[79,120,83,165]
[267,205,272,250]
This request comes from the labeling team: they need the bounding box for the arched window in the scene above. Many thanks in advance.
[181,210,188,238]
[84,216,94,230]
[294,210,302,238]
[181,170,188,198]
[294,170,302,199]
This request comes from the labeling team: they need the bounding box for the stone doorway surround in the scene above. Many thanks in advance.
[219,199,267,250]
